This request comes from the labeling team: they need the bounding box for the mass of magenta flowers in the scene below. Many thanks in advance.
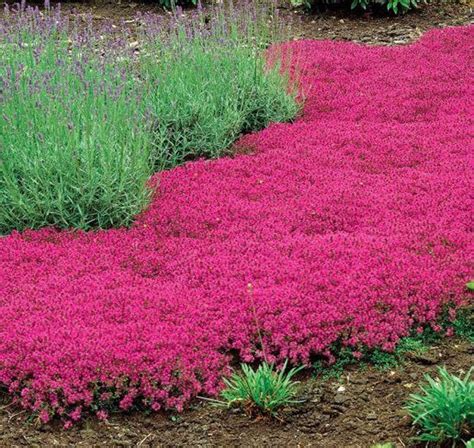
[0,25,472,425]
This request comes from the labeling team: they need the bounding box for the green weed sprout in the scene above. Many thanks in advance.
[215,360,304,416]
[405,367,473,445]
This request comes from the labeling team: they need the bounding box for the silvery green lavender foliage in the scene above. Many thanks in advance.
[137,3,298,169]
[0,2,298,233]
[0,4,154,231]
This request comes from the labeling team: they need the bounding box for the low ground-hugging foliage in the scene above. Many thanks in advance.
[313,307,473,379]
[312,335,428,379]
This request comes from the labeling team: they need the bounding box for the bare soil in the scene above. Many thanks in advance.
[281,0,473,44]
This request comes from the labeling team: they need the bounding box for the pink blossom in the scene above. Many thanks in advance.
[39,409,50,424]
[96,410,109,421]
[69,406,82,421]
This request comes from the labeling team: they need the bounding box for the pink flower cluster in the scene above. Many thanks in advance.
[0,26,472,424]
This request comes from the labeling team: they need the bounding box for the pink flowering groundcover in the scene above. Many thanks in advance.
[0,26,473,425]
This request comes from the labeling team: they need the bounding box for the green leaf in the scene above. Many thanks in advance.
[404,367,474,444]
[218,360,304,415]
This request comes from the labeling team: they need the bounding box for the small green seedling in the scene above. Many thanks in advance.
[214,360,304,416]
[405,367,474,445]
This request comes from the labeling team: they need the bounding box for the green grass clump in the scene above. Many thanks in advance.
[215,360,303,416]
[405,367,474,445]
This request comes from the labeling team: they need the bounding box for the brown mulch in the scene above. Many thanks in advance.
[2,0,472,44]
[3,0,470,44]
[281,0,473,44]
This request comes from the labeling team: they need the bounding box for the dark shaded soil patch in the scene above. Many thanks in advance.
[282,0,472,44]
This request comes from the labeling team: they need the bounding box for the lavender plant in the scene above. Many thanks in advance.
[0,2,298,233]
[0,6,153,231]
[139,5,298,168]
